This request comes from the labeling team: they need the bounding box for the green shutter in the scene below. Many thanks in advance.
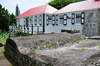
[52,15,55,25]
[46,15,49,25]
[71,13,75,25]
[35,16,37,25]
[63,14,67,25]
[56,15,58,25]
[81,12,85,24]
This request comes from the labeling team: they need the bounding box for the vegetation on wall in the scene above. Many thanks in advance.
[48,0,85,9]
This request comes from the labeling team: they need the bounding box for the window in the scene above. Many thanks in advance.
[23,17,25,25]
[76,14,81,24]
[56,15,58,25]
[39,15,42,25]
[26,17,29,27]
[30,16,33,24]
[60,15,64,25]
[48,16,52,25]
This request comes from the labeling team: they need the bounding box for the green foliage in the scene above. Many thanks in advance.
[33,59,35,62]
[32,48,35,51]
[18,60,20,62]
[48,0,85,9]
[71,36,76,42]
[46,44,52,48]
[41,61,44,63]
[98,47,100,49]
[76,40,80,43]
[68,46,71,47]
[62,40,65,43]
[82,48,87,51]
[84,37,86,39]
[0,29,2,35]
[1,38,6,43]
[0,4,16,31]
[15,4,20,16]
[40,45,43,47]
[0,47,5,52]
[30,48,38,53]
[0,32,9,43]
[20,46,26,49]
[81,37,86,40]
[5,53,11,58]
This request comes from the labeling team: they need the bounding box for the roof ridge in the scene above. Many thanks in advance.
[43,4,48,13]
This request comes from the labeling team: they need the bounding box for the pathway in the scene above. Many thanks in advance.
[0,46,13,66]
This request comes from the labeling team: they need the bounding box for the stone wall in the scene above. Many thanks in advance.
[5,39,51,66]
[82,10,99,36]
[98,8,100,35]
[5,33,85,66]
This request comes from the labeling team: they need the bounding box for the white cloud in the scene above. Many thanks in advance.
[0,0,51,14]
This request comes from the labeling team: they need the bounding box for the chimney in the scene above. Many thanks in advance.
[95,0,100,1]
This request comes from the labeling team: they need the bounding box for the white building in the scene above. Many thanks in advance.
[16,0,100,36]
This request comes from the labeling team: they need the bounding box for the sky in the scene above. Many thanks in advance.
[0,0,51,15]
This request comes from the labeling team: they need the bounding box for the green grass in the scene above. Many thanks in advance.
[82,48,87,51]
[33,59,35,62]
[0,47,5,52]
[98,47,100,49]
[20,46,26,49]
[1,38,6,43]
[62,40,65,43]
[46,44,52,48]
[68,46,71,47]
[84,37,86,39]
[30,48,38,53]
[76,40,80,43]
[41,61,44,63]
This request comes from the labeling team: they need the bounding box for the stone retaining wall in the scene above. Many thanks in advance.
[5,39,51,66]
[5,33,85,66]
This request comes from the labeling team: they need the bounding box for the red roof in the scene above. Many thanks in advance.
[17,4,58,18]
[55,0,100,14]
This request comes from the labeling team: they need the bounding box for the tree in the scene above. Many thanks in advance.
[0,4,16,32]
[15,4,20,16]
[48,0,85,9]
[9,13,16,25]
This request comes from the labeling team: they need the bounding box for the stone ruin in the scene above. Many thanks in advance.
[4,32,100,66]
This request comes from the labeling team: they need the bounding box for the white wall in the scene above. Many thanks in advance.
[44,13,83,33]
[17,14,43,32]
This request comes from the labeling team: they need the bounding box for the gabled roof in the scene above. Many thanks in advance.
[17,4,58,18]
[54,0,100,14]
